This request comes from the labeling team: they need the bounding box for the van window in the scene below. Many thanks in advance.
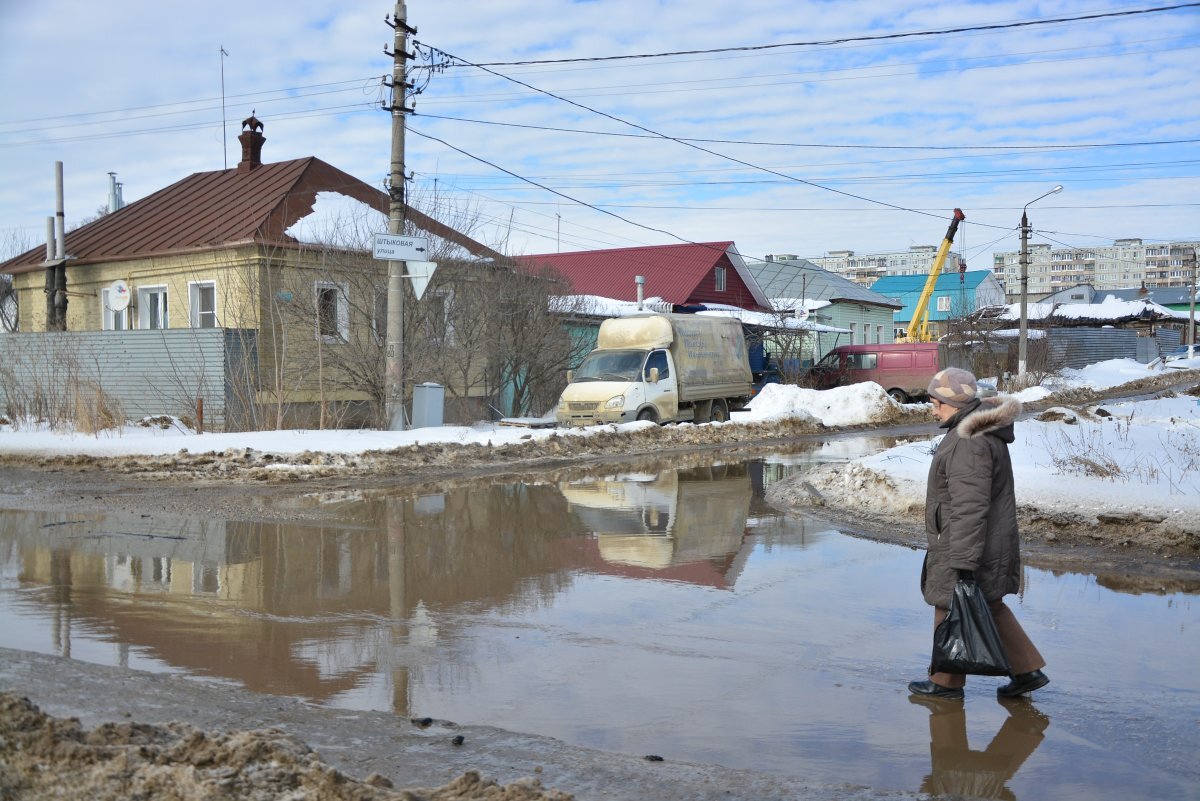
[846,352,877,370]
[814,351,840,369]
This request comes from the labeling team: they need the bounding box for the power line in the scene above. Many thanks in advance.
[412,113,1200,154]
[408,127,704,246]
[424,46,1008,230]
[0,77,383,127]
[452,3,1200,66]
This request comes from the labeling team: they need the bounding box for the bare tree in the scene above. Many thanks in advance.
[1,228,33,332]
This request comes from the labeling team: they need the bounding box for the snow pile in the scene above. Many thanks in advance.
[740,382,900,427]
[858,393,1200,515]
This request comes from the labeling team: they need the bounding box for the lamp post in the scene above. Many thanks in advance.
[1017,184,1063,381]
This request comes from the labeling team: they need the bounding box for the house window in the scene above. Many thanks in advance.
[714,266,726,292]
[138,286,168,329]
[315,281,349,342]
[423,289,456,345]
[877,324,884,343]
[936,296,951,312]
[849,322,857,343]
[189,282,217,328]
[101,287,128,330]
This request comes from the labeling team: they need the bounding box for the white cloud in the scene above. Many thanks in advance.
[1,0,1196,264]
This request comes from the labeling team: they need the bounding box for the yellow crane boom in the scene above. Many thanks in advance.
[904,208,965,342]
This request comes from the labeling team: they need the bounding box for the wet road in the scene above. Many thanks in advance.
[0,437,1197,800]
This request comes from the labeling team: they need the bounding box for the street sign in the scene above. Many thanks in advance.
[373,234,429,261]
[405,261,438,301]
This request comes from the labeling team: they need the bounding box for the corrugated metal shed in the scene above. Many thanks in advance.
[517,242,770,311]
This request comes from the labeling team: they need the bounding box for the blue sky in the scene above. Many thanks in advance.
[1,0,1197,268]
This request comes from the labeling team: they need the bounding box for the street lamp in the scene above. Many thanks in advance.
[1017,184,1064,381]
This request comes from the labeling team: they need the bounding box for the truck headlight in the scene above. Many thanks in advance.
[605,395,625,409]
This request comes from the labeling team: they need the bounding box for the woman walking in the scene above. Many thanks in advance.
[908,367,1049,700]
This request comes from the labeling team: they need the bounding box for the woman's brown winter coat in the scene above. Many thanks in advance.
[921,395,1023,608]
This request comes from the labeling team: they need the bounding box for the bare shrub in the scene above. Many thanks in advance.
[75,382,124,434]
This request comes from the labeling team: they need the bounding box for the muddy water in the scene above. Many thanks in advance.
[0,440,1197,800]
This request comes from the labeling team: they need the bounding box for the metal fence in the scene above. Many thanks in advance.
[0,328,257,432]
[1047,327,1181,369]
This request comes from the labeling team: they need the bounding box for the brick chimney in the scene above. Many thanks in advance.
[237,114,265,173]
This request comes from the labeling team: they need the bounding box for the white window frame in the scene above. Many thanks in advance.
[100,287,129,330]
[138,285,168,329]
[315,281,350,343]
[189,281,218,328]
[936,295,951,312]
[849,322,857,344]
[714,265,726,292]
[429,288,456,346]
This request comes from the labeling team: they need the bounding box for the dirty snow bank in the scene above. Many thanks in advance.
[0,384,917,460]
[771,386,1200,557]
[0,692,572,801]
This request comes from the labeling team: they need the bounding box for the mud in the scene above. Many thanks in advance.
[0,693,570,801]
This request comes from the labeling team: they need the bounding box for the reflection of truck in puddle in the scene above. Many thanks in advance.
[559,466,753,583]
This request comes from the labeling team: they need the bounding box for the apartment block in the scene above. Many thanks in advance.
[992,239,1198,302]
[790,246,966,288]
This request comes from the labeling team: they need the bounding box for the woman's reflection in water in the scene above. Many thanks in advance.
[909,696,1050,801]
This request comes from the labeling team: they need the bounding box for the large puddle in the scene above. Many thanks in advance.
[1,439,1196,800]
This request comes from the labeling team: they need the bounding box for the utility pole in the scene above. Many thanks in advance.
[384,1,414,430]
[1017,211,1029,378]
[1017,185,1062,381]
[1189,246,1197,350]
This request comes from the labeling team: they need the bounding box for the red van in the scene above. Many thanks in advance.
[803,343,943,402]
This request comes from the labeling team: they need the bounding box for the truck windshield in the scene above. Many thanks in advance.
[573,350,645,382]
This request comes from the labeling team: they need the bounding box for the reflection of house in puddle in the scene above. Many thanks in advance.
[560,465,754,588]
[0,486,584,709]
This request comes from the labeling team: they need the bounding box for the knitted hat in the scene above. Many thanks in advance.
[927,367,978,408]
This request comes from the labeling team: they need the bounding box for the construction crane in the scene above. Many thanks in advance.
[902,208,965,342]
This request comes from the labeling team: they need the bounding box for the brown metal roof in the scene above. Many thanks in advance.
[2,157,502,274]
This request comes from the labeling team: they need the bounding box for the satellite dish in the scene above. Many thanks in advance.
[107,279,131,311]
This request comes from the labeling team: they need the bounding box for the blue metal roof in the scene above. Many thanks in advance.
[870,271,994,322]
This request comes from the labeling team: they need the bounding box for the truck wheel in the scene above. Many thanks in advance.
[636,408,658,424]
[888,389,909,403]
[709,399,729,423]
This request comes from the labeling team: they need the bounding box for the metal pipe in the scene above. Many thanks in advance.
[54,162,65,260]
[636,275,645,310]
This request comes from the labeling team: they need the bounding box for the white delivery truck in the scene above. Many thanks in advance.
[555,313,754,427]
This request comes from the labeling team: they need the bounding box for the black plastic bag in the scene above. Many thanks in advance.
[931,579,1012,676]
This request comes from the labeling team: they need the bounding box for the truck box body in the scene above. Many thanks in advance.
[803,342,943,402]
[556,314,753,427]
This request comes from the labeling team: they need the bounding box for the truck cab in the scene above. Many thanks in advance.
[559,347,679,425]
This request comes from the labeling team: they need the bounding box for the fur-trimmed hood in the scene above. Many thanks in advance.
[957,395,1021,441]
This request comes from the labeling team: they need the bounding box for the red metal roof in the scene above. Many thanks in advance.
[517,242,770,311]
[2,158,501,274]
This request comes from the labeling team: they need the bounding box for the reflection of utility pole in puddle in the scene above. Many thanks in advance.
[910,696,1050,800]
[387,496,409,716]
[51,550,72,659]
